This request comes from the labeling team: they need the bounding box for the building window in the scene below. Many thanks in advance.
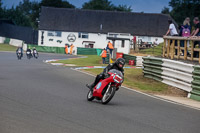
[47,31,62,37]
[121,40,125,48]
[78,32,88,39]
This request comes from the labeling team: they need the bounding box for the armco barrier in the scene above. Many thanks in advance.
[143,57,163,81]
[191,66,200,101]
[9,39,23,47]
[143,57,200,101]
[0,37,5,43]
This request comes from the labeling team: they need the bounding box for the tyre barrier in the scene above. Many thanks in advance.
[143,56,200,101]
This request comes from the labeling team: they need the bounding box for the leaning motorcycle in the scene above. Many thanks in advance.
[87,69,123,104]
[26,51,32,59]
[33,51,39,59]
[17,51,22,60]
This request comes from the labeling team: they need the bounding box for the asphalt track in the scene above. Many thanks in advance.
[0,52,199,133]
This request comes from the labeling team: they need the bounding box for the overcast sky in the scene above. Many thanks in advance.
[2,0,171,13]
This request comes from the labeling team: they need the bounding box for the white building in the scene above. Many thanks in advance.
[38,7,173,54]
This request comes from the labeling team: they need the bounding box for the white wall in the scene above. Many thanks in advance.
[38,30,164,54]
[38,30,107,48]
[38,30,131,54]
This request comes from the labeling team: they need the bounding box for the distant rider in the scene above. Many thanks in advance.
[16,47,23,57]
[32,47,38,57]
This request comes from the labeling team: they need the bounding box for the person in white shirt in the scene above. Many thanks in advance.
[153,38,159,46]
[165,20,178,36]
[165,19,178,55]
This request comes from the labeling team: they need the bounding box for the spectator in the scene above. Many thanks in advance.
[100,48,107,64]
[106,41,114,56]
[70,44,74,55]
[191,17,200,57]
[179,17,191,56]
[153,38,159,46]
[165,19,178,55]
[65,44,69,54]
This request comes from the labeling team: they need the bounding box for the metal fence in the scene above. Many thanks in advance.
[143,56,200,101]
[0,23,38,44]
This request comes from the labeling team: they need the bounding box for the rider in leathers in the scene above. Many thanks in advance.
[87,58,125,91]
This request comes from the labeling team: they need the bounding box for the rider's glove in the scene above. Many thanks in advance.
[104,73,109,78]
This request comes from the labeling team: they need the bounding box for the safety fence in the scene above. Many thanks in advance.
[163,36,200,63]
[28,44,65,54]
[143,56,200,101]
[77,47,103,56]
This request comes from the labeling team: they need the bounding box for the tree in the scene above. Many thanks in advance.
[1,0,75,28]
[4,6,31,26]
[113,5,132,12]
[82,0,114,11]
[0,0,3,18]
[40,0,75,8]
[161,0,200,25]
[161,7,170,14]
[82,0,132,12]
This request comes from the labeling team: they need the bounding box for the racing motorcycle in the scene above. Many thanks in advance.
[26,50,32,59]
[33,50,39,59]
[17,50,22,60]
[87,69,123,104]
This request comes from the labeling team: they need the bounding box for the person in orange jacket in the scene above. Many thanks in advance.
[70,44,74,55]
[106,41,114,56]
[65,44,69,54]
[100,48,107,64]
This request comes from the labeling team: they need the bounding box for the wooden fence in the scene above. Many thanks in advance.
[163,36,200,63]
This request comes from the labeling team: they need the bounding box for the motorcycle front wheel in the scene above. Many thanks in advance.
[87,90,94,101]
[101,86,116,104]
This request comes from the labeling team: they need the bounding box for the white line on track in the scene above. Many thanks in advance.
[71,68,200,111]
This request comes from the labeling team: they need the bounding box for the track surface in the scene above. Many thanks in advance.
[0,52,199,133]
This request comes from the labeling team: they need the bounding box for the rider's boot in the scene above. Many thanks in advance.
[86,83,95,91]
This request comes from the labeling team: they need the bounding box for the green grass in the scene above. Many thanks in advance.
[0,43,17,51]
[84,68,168,92]
[53,55,107,67]
[140,43,163,56]
[53,54,168,92]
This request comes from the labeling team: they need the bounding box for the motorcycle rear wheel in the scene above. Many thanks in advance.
[101,86,116,104]
[87,90,94,101]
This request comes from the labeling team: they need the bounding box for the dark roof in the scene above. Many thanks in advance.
[39,6,174,37]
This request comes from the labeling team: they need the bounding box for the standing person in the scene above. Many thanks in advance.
[70,44,74,55]
[106,41,114,56]
[180,17,191,55]
[153,38,159,46]
[165,19,178,55]
[133,36,136,50]
[100,48,107,64]
[65,44,69,54]
[191,17,200,57]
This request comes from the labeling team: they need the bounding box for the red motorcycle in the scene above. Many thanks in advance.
[87,69,123,104]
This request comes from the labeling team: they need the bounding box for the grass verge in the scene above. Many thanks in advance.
[0,43,17,51]
[53,54,186,95]
[53,55,107,67]
[84,68,169,93]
